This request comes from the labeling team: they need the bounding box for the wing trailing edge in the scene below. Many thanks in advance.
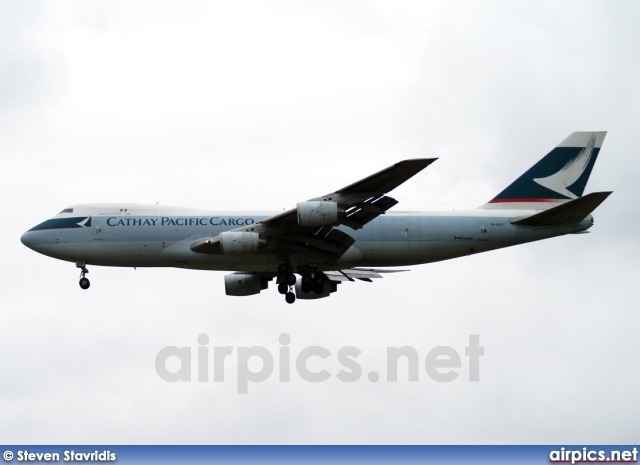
[324,268,409,282]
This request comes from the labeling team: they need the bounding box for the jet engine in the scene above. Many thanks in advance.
[224,272,269,296]
[220,231,263,255]
[296,201,340,226]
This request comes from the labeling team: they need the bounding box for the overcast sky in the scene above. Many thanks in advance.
[1,0,639,445]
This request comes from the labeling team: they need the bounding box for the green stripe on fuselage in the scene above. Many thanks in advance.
[29,217,91,231]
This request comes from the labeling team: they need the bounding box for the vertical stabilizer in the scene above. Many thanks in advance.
[480,131,606,210]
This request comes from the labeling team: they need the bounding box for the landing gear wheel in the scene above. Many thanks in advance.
[285,292,296,304]
[278,263,289,275]
[312,274,324,294]
[278,283,288,295]
[301,283,311,293]
[76,262,90,290]
[286,273,296,286]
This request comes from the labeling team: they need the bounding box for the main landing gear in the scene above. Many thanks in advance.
[77,262,90,290]
[277,263,296,304]
[276,263,326,304]
[300,274,325,295]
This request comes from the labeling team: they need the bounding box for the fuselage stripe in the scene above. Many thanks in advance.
[28,217,90,232]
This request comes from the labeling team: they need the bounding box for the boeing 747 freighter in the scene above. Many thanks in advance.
[21,131,611,303]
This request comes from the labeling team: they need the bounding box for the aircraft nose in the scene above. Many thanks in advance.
[21,231,32,248]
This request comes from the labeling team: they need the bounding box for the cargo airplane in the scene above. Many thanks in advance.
[21,131,611,303]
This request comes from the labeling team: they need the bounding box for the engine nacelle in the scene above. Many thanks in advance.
[220,231,261,255]
[224,273,269,296]
[296,201,339,226]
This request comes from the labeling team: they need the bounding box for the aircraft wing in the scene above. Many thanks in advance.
[261,158,437,229]
[191,159,436,263]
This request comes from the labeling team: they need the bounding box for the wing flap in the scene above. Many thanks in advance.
[341,195,399,229]
[279,228,356,261]
[324,268,409,282]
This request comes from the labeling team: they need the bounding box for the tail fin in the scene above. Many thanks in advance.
[480,131,607,210]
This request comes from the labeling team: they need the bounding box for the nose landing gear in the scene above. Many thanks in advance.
[77,262,90,290]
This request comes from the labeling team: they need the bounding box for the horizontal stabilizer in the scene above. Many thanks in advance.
[511,192,612,226]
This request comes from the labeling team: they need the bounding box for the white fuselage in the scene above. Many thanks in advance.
[21,203,592,273]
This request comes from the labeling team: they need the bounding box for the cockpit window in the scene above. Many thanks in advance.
[59,208,74,214]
